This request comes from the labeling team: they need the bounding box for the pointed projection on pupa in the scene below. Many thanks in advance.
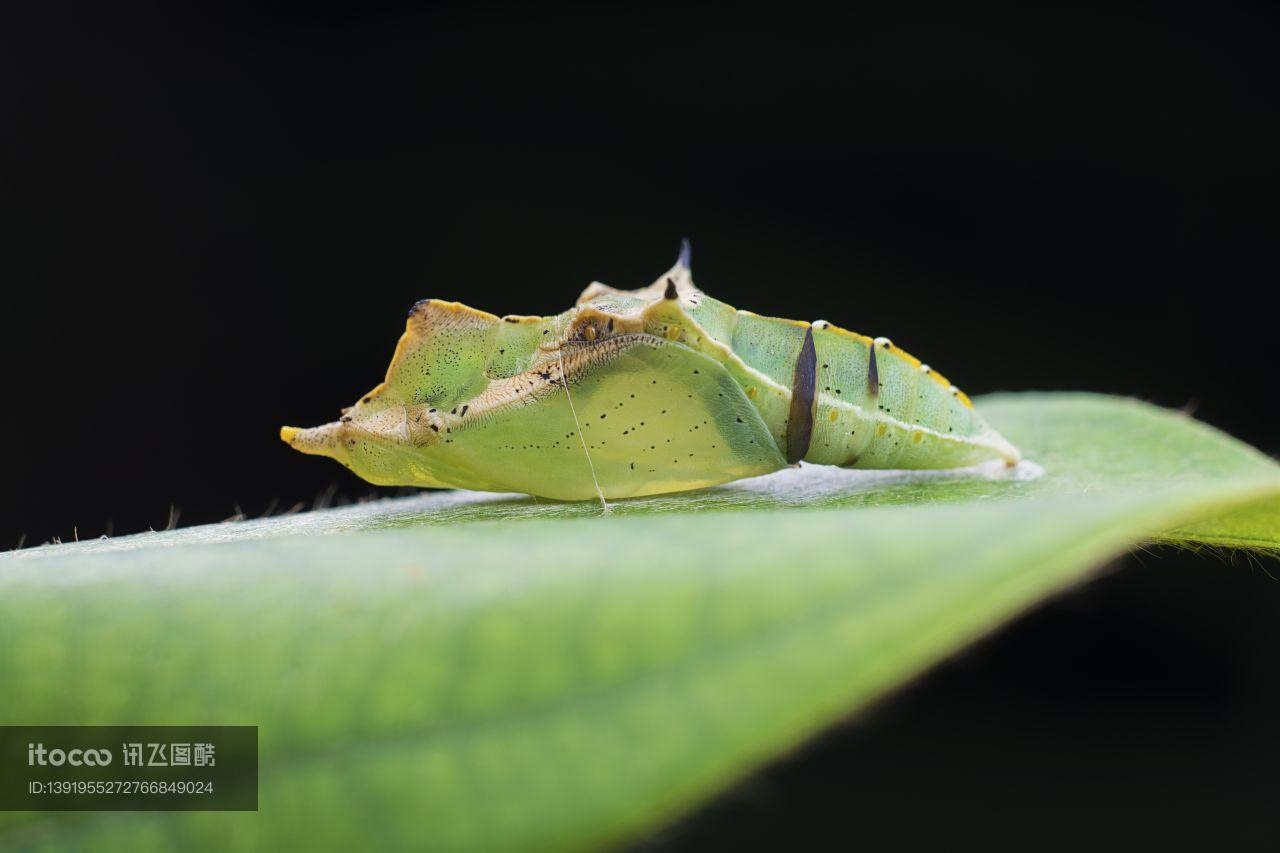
[281,241,1020,500]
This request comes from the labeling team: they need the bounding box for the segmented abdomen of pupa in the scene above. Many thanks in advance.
[577,248,1020,471]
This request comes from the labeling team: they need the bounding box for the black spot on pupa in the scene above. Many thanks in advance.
[429,424,439,432]
[504,317,520,324]
[460,405,469,416]
[664,278,678,300]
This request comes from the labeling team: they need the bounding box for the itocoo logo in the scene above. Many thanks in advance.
[27,743,112,766]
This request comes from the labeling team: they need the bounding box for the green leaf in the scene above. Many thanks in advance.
[2,393,1277,851]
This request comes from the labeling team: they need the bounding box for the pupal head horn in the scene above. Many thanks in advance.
[279,423,345,461]
[280,395,436,486]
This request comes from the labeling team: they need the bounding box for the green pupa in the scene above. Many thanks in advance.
[281,241,1019,501]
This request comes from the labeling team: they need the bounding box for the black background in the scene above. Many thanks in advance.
[6,3,1280,849]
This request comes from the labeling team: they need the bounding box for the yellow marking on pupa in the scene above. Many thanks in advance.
[815,322,875,347]
[735,309,810,330]
[887,343,922,369]
[428,301,500,322]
